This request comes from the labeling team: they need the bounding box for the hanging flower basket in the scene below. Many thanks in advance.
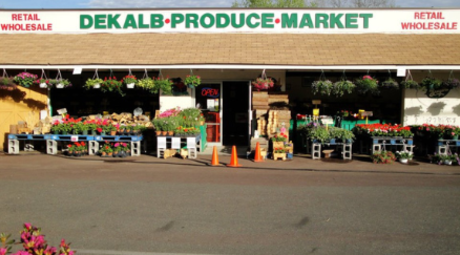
[84,78,103,89]
[13,72,38,88]
[102,76,125,96]
[252,77,274,91]
[184,75,201,88]
[421,77,449,98]
[380,78,399,89]
[312,80,333,96]
[355,75,379,95]
[122,74,137,89]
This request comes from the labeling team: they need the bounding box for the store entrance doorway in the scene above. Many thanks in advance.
[222,81,250,146]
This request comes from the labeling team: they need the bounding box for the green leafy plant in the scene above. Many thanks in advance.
[137,77,159,94]
[155,76,173,95]
[312,80,333,96]
[355,75,379,95]
[84,78,103,89]
[184,75,201,87]
[122,74,137,85]
[381,77,399,89]
[13,72,38,87]
[401,79,420,89]
[55,79,72,88]
[396,151,413,160]
[421,77,443,90]
[332,80,355,97]
[372,150,396,164]
[99,141,113,153]
[102,76,125,96]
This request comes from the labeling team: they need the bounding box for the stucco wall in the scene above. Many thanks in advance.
[402,70,460,126]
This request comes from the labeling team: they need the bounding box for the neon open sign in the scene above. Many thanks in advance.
[201,87,219,98]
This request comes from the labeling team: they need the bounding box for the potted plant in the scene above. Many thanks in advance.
[1,76,17,91]
[84,78,103,89]
[332,80,355,97]
[421,77,443,90]
[311,80,333,96]
[355,75,379,95]
[396,151,413,164]
[443,78,460,89]
[101,76,125,96]
[372,150,396,164]
[55,79,71,89]
[35,78,52,89]
[13,72,38,88]
[152,118,164,135]
[184,74,201,88]
[381,77,399,89]
[122,74,137,89]
[99,142,113,157]
[431,153,458,165]
[137,77,159,94]
[307,126,330,143]
[155,76,173,95]
[272,133,288,148]
[401,79,420,89]
[252,77,274,91]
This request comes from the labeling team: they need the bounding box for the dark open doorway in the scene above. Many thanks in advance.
[222,81,250,146]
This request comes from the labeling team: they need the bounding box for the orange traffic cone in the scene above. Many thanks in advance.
[253,142,264,162]
[227,145,242,167]
[211,146,220,166]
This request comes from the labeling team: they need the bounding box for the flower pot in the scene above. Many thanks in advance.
[162,131,168,136]
[82,130,88,136]
[56,83,64,89]
[168,131,174,136]
[101,152,106,157]
[110,130,117,136]
[91,130,97,136]
[39,83,48,89]
[100,132,106,136]
[399,158,408,164]
[93,83,101,89]
[444,160,453,165]
[187,84,195,88]
[107,152,113,157]
[126,83,135,89]
[156,130,162,136]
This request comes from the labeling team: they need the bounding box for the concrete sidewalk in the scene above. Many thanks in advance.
[3,151,460,175]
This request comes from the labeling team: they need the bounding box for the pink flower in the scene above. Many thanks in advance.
[24,222,32,230]
[114,143,120,147]
[0,248,7,255]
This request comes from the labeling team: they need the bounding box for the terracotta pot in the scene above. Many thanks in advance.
[156,130,162,136]
[162,131,168,136]
[110,130,117,136]
[101,152,106,157]
[168,131,174,136]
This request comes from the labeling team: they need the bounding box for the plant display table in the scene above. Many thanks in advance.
[311,139,353,160]
[370,137,414,154]
[435,139,460,155]
[156,135,201,159]
[7,134,143,156]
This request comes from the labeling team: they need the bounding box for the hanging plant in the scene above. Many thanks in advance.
[311,80,333,96]
[122,74,137,89]
[84,78,104,89]
[137,77,159,94]
[34,78,53,89]
[155,76,173,95]
[355,75,379,95]
[380,77,399,89]
[13,72,38,88]
[421,77,449,98]
[252,77,274,91]
[101,76,125,96]
[54,79,72,89]
[443,78,460,89]
[400,70,420,89]
[332,80,355,97]
[184,74,201,88]
[1,76,17,91]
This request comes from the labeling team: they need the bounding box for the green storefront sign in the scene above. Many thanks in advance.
[80,12,373,30]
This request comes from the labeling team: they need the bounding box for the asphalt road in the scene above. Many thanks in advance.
[1,155,460,255]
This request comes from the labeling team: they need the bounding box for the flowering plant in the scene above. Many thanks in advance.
[13,72,38,87]
[122,75,137,85]
[355,75,379,95]
[53,79,72,88]
[99,141,113,153]
[372,150,396,164]
[252,77,274,91]
[102,76,125,96]
[443,78,460,89]
[34,78,53,88]
[353,124,413,138]
[332,80,355,97]
[421,77,443,90]
[396,151,413,160]
[312,80,333,96]
[158,107,181,118]
[0,222,75,255]
[272,133,288,142]
[184,75,201,87]
[67,142,87,153]
[273,147,285,153]
[0,77,17,90]
[430,152,459,165]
